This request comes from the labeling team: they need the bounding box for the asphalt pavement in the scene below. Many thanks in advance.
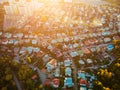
[12,71,22,90]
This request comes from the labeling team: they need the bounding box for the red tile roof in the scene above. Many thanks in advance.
[82,48,91,54]
[79,79,87,86]
[52,78,60,86]
[84,40,90,46]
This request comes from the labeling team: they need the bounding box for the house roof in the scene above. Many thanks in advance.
[82,48,91,54]
[79,79,87,86]
[65,67,72,76]
[70,51,78,57]
[32,39,37,44]
[90,47,96,52]
[36,51,44,58]
[107,44,114,51]
[78,71,86,80]
[51,39,57,44]
[84,40,90,46]
[77,50,84,56]
[52,78,60,86]
[19,47,26,54]
[54,68,60,77]
[104,37,111,43]
[0,32,2,35]
[73,43,79,48]
[79,60,85,65]
[55,50,62,57]
[17,33,23,38]
[44,79,51,86]
[64,59,71,67]
[113,35,120,40]
[64,77,73,87]
[48,59,57,66]
[33,47,40,52]
[42,54,50,62]
[64,37,69,42]
[14,47,20,53]
[1,39,8,44]
[87,59,93,64]
[47,45,53,50]
[46,59,57,72]
[80,86,87,90]
[4,33,12,38]
[27,47,33,53]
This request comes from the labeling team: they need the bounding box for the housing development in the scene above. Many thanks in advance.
[0,0,120,90]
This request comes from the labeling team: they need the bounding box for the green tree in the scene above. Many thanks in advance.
[5,74,13,81]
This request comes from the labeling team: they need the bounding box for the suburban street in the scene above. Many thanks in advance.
[12,71,22,90]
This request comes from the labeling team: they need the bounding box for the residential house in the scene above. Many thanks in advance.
[33,47,40,53]
[32,39,37,45]
[65,67,72,76]
[77,70,86,80]
[82,48,91,54]
[36,51,45,58]
[104,37,111,43]
[70,51,78,57]
[79,79,87,86]
[54,68,60,77]
[17,33,23,38]
[64,77,74,88]
[90,47,96,52]
[84,40,90,46]
[51,48,63,57]
[79,60,85,65]
[64,59,71,67]
[80,86,87,90]
[86,59,93,64]
[19,47,26,54]
[107,44,114,51]
[27,46,33,54]
[1,39,8,45]
[52,78,60,88]
[14,47,20,55]
[46,59,57,72]
[4,33,12,38]
[42,54,51,63]
[113,35,120,40]
[77,50,84,57]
